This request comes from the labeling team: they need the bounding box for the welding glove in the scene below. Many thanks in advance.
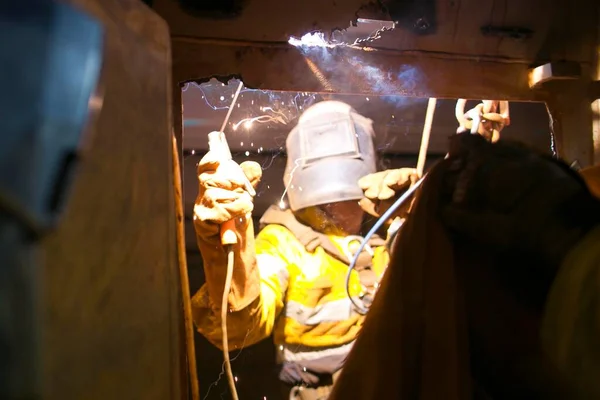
[579,164,600,199]
[193,151,262,311]
[358,168,419,219]
[441,133,600,272]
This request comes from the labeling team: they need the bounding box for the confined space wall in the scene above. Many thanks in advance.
[41,1,185,399]
[154,0,597,63]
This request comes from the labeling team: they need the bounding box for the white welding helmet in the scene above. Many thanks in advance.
[284,100,377,212]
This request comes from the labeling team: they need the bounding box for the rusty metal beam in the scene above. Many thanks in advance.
[172,37,549,102]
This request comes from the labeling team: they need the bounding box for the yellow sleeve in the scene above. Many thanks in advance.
[541,225,600,398]
[191,224,293,350]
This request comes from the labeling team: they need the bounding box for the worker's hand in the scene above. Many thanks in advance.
[358,168,419,218]
[193,151,263,311]
[441,133,600,269]
[193,151,262,240]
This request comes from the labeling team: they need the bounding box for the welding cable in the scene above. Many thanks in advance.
[416,98,437,177]
[0,191,44,240]
[345,176,425,314]
[222,245,239,400]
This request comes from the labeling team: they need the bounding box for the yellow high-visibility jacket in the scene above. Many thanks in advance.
[192,206,389,381]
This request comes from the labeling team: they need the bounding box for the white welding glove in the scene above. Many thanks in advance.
[193,151,262,311]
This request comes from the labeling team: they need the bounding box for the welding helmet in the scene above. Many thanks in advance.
[284,100,377,212]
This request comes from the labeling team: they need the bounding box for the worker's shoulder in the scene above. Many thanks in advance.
[256,223,300,244]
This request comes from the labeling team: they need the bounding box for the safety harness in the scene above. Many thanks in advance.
[259,206,386,304]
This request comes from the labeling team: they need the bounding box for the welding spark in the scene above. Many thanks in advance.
[181,81,270,111]
[232,115,287,130]
[261,153,277,170]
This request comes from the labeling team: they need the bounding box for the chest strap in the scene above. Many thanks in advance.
[259,206,385,270]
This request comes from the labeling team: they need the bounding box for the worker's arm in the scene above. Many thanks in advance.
[191,225,290,350]
[192,150,288,349]
[358,168,419,222]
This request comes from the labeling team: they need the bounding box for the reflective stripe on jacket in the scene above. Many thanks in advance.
[191,209,389,380]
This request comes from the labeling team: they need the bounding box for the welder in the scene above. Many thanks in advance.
[192,100,417,399]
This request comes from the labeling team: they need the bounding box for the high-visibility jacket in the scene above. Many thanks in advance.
[192,206,389,384]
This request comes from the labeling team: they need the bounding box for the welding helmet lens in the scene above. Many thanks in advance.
[284,101,377,212]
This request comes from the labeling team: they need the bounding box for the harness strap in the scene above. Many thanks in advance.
[259,206,384,270]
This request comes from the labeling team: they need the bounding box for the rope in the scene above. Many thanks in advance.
[455,99,510,142]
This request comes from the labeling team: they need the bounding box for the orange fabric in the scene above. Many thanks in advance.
[329,160,472,400]
[580,165,600,199]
